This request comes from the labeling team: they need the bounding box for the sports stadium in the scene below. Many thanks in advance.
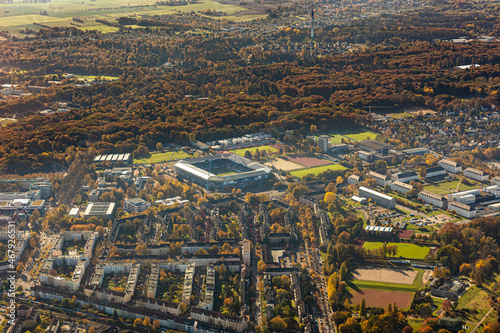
[174,153,273,190]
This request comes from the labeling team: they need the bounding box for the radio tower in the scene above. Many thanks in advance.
[310,1,315,57]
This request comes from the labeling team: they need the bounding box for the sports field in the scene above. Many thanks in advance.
[350,289,414,309]
[345,131,378,141]
[362,242,431,259]
[424,180,479,195]
[232,145,277,156]
[211,167,238,176]
[354,267,418,285]
[264,157,303,171]
[133,150,192,164]
[290,164,346,177]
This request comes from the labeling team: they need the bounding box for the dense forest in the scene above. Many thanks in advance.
[0,4,500,174]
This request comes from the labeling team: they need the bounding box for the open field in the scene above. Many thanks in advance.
[287,156,332,167]
[350,289,413,309]
[290,164,346,177]
[232,145,277,156]
[362,242,431,259]
[264,157,303,171]
[350,269,423,292]
[353,267,418,285]
[0,0,250,34]
[133,150,193,164]
[345,131,378,141]
[424,180,479,195]
[388,112,414,119]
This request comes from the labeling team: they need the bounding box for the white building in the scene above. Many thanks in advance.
[368,171,391,187]
[425,166,446,178]
[390,180,413,194]
[418,190,448,209]
[439,159,462,174]
[347,174,362,185]
[392,171,418,183]
[492,176,500,186]
[484,185,500,198]
[448,201,476,218]
[359,186,395,209]
[124,197,151,213]
[464,168,489,182]
[449,189,480,204]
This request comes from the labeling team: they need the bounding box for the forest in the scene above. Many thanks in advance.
[0,3,499,174]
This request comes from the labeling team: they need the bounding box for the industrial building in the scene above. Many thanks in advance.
[483,185,500,198]
[175,154,272,190]
[359,186,396,208]
[205,132,273,150]
[438,159,462,174]
[464,168,489,182]
[402,147,429,156]
[418,190,448,209]
[448,189,480,204]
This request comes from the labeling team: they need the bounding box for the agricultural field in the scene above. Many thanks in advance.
[133,150,193,164]
[232,145,277,156]
[424,180,480,195]
[0,0,249,34]
[350,289,414,309]
[362,242,431,259]
[290,164,346,177]
[353,267,418,285]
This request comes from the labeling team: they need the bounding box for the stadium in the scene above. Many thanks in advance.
[174,154,273,190]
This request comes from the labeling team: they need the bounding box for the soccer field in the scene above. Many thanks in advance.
[362,242,431,259]
[133,151,193,164]
[290,164,346,177]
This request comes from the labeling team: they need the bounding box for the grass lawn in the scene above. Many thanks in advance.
[345,131,378,141]
[456,285,491,315]
[290,164,346,177]
[233,145,277,156]
[424,180,480,195]
[133,150,193,164]
[408,318,424,331]
[406,224,432,233]
[76,75,119,81]
[389,112,414,119]
[362,242,431,259]
[432,297,445,315]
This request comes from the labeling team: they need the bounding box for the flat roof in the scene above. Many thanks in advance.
[359,186,394,201]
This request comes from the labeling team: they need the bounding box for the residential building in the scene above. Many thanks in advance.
[368,171,391,187]
[190,307,248,332]
[464,168,489,182]
[402,147,429,156]
[392,172,418,183]
[418,191,448,209]
[390,181,413,194]
[448,201,476,218]
[347,174,362,185]
[425,166,446,178]
[439,159,462,174]
[124,197,151,213]
[318,136,330,152]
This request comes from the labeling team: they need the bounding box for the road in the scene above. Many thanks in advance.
[470,307,493,333]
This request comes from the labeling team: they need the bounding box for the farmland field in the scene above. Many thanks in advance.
[133,150,193,164]
[290,164,346,177]
[362,242,431,259]
[0,0,249,34]
[350,288,414,309]
[424,180,479,195]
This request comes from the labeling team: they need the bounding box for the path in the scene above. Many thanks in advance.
[471,307,493,333]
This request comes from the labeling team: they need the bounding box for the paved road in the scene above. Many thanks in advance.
[470,307,493,333]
